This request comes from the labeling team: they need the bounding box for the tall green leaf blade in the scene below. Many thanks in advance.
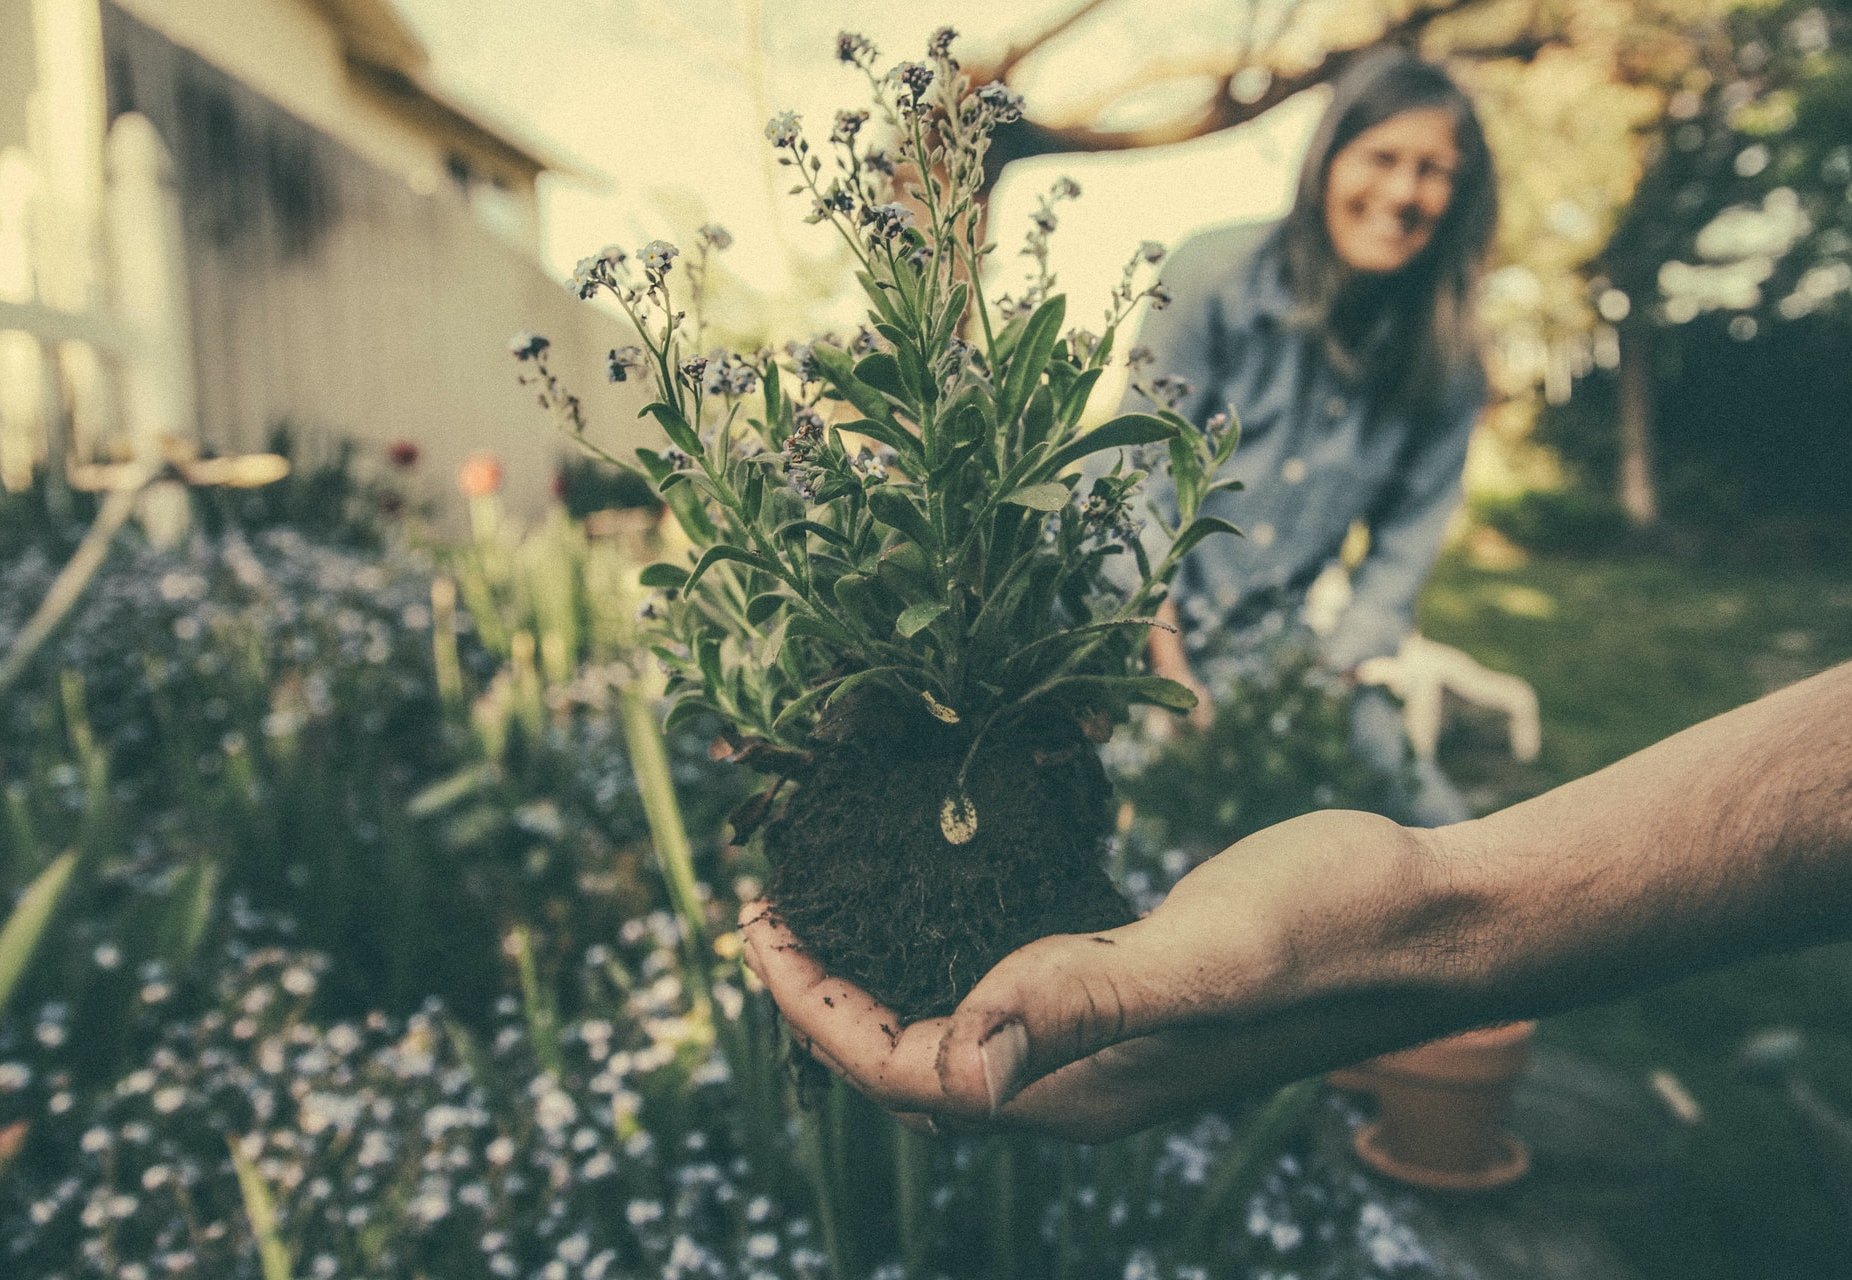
[999,296,1065,425]
[0,850,77,1020]
[1055,366,1103,429]
[228,1138,293,1280]
[640,401,703,456]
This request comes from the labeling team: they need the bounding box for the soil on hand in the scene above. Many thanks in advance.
[763,704,1135,1022]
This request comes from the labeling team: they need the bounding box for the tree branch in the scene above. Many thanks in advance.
[976,0,1546,187]
[987,0,1126,82]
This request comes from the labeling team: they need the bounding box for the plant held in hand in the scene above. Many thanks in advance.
[518,30,1242,1020]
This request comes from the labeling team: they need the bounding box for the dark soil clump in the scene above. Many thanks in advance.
[763,706,1134,1022]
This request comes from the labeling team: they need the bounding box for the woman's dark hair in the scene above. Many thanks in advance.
[1278,47,1498,415]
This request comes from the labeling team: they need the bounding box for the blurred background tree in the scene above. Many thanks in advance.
[913,0,1852,545]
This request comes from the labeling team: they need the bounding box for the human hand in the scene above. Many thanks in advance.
[740,810,1451,1142]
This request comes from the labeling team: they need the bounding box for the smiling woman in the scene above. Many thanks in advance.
[1126,46,1500,829]
[1323,106,1460,276]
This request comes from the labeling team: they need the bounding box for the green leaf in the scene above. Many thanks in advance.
[686,544,780,593]
[0,850,77,1020]
[697,638,724,694]
[854,353,911,407]
[229,1138,293,1280]
[746,592,787,626]
[822,664,910,709]
[831,573,885,626]
[1169,432,1206,519]
[866,485,938,552]
[896,601,949,638]
[157,857,218,970]
[931,282,969,353]
[641,401,702,456]
[1021,383,1056,451]
[842,417,925,468]
[772,518,852,549]
[663,691,715,736]
[1001,481,1071,512]
[762,360,785,433]
[1170,515,1242,562]
[1036,412,1179,480]
[857,271,905,327]
[760,615,792,668]
[1056,366,1104,426]
[406,763,499,818]
[811,343,901,430]
[1001,616,1170,675]
[638,562,691,590]
[636,449,716,542]
[1033,674,1199,712]
[999,295,1066,424]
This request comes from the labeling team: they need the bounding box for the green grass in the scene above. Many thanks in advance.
[1418,545,1852,1280]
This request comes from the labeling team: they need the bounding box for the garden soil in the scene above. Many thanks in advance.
[763,700,1134,1022]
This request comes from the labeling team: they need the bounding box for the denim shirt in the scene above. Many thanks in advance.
[1119,220,1483,672]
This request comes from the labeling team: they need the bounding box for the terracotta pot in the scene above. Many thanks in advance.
[1330,1021,1535,1192]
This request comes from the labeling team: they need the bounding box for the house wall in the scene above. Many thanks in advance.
[94,4,649,523]
[104,0,539,247]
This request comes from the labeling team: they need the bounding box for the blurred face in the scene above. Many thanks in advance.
[1323,107,1460,275]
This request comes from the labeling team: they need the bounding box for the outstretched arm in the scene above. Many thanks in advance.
[742,661,1852,1142]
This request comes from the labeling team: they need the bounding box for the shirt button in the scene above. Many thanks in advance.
[1281,457,1308,484]
[1324,395,1347,419]
[1251,521,1277,548]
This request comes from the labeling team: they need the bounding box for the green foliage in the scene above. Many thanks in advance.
[1118,648,1391,859]
[0,851,77,1022]
[1605,0,1852,327]
[524,37,1240,819]
[1472,486,1633,556]
[0,506,742,1059]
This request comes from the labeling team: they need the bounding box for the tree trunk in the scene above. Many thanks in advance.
[1617,322,1659,527]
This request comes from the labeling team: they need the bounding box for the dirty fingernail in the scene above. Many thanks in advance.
[978,1021,1029,1115]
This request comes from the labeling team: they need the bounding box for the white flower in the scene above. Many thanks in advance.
[641,239,680,276]
[764,111,802,148]
[533,1088,577,1134]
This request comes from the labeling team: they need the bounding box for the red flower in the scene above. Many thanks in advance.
[387,440,421,469]
[457,452,504,498]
